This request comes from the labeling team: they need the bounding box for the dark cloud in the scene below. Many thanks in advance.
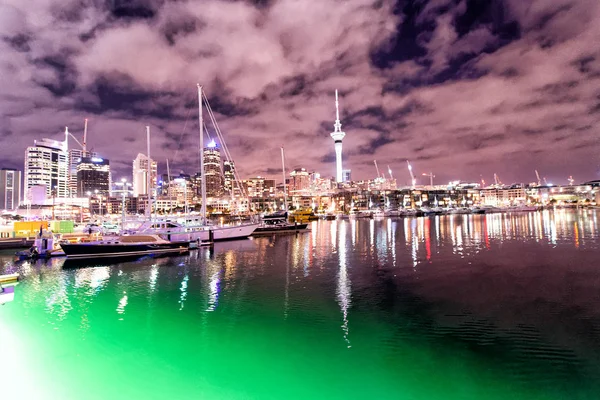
[0,0,598,185]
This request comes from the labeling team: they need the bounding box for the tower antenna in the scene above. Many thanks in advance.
[330,89,346,183]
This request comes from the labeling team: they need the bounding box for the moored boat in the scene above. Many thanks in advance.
[60,234,189,259]
[252,212,309,236]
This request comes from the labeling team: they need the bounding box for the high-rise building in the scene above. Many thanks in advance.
[330,89,346,183]
[24,134,69,199]
[132,153,157,197]
[69,149,97,197]
[0,168,21,210]
[290,168,310,193]
[223,160,235,194]
[204,139,223,198]
[77,157,111,196]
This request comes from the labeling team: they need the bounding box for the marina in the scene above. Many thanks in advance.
[1,210,599,399]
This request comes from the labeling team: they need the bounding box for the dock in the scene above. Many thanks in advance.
[0,238,34,249]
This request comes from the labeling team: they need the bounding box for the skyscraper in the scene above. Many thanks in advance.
[24,133,69,199]
[204,139,223,198]
[132,153,157,197]
[69,149,97,197]
[0,168,21,210]
[330,89,346,183]
[77,157,111,196]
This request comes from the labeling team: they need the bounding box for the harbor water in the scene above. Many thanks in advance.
[1,209,599,399]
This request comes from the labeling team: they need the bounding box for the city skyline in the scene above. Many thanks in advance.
[0,0,599,185]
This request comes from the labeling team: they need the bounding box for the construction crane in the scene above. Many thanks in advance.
[568,176,574,186]
[374,160,382,179]
[422,172,434,187]
[406,160,416,188]
[494,173,501,186]
[65,119,89,151]
[535,170,541,186]
[480,175,486,187]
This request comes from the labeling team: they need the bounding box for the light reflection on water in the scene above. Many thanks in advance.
[1,209,599,400]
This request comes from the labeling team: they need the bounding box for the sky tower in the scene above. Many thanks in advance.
[330,89,346,182]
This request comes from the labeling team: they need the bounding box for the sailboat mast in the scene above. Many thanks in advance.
[166,158,172,214]
[146,126,151,220]
[281,147,287,211]
[198,84,207,222]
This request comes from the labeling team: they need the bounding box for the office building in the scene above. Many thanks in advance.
[0,168,21,210]
[68,149,97,197]
[224,160,235,194]
[243,177,276,198]
[132,153,157,197]
[77,157,111,196]
[290,168,310,193]
[24,133,69,199]
[204,140,223,198]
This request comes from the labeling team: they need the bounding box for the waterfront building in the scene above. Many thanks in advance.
[24,133,69,199]
[132,153,157,197]
[76,157,111,197]
[68,149,97,197]
[330,90,346,183]
[0,168,21,211]
[204,140,224,198]
[480,187,527,206]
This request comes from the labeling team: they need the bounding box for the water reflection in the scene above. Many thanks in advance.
[1,210,599,399]
[337,220,351,348]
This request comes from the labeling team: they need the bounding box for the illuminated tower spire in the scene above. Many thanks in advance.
[330,89,346,182]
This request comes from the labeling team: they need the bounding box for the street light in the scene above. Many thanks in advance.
[86,191,92,219]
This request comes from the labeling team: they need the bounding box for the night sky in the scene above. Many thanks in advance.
[1,0,599,186]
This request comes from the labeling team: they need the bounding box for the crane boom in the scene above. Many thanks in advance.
[406,160,416,187]
[387,165,393,180]
[535,170,541,186]
[83,118,88,153]
[374,160,381,179]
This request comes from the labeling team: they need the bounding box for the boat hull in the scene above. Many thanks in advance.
[60,242,189,259]
[252,223,309,236]
[211,223,260,241]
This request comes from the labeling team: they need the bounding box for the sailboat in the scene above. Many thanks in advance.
[251,147,309,236]
[190,84,259,240]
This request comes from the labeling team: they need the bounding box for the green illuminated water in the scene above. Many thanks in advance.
[2,210,600,399]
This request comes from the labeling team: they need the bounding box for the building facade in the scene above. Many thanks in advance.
[24,137,69,199]
[204,140,223,198]
[0,168,21,210]
[243,177,275,198]
[223,160,235,195]
[77,157,111,197]
[289,168,310,194]
[68,149,97,197]
[132,153,157,197]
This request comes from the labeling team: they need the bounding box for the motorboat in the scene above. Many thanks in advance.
[252,212,309,236]
[371,209,386,219]
[135,220,210,245]
[60,234,189,259]
[349,209,372,219]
